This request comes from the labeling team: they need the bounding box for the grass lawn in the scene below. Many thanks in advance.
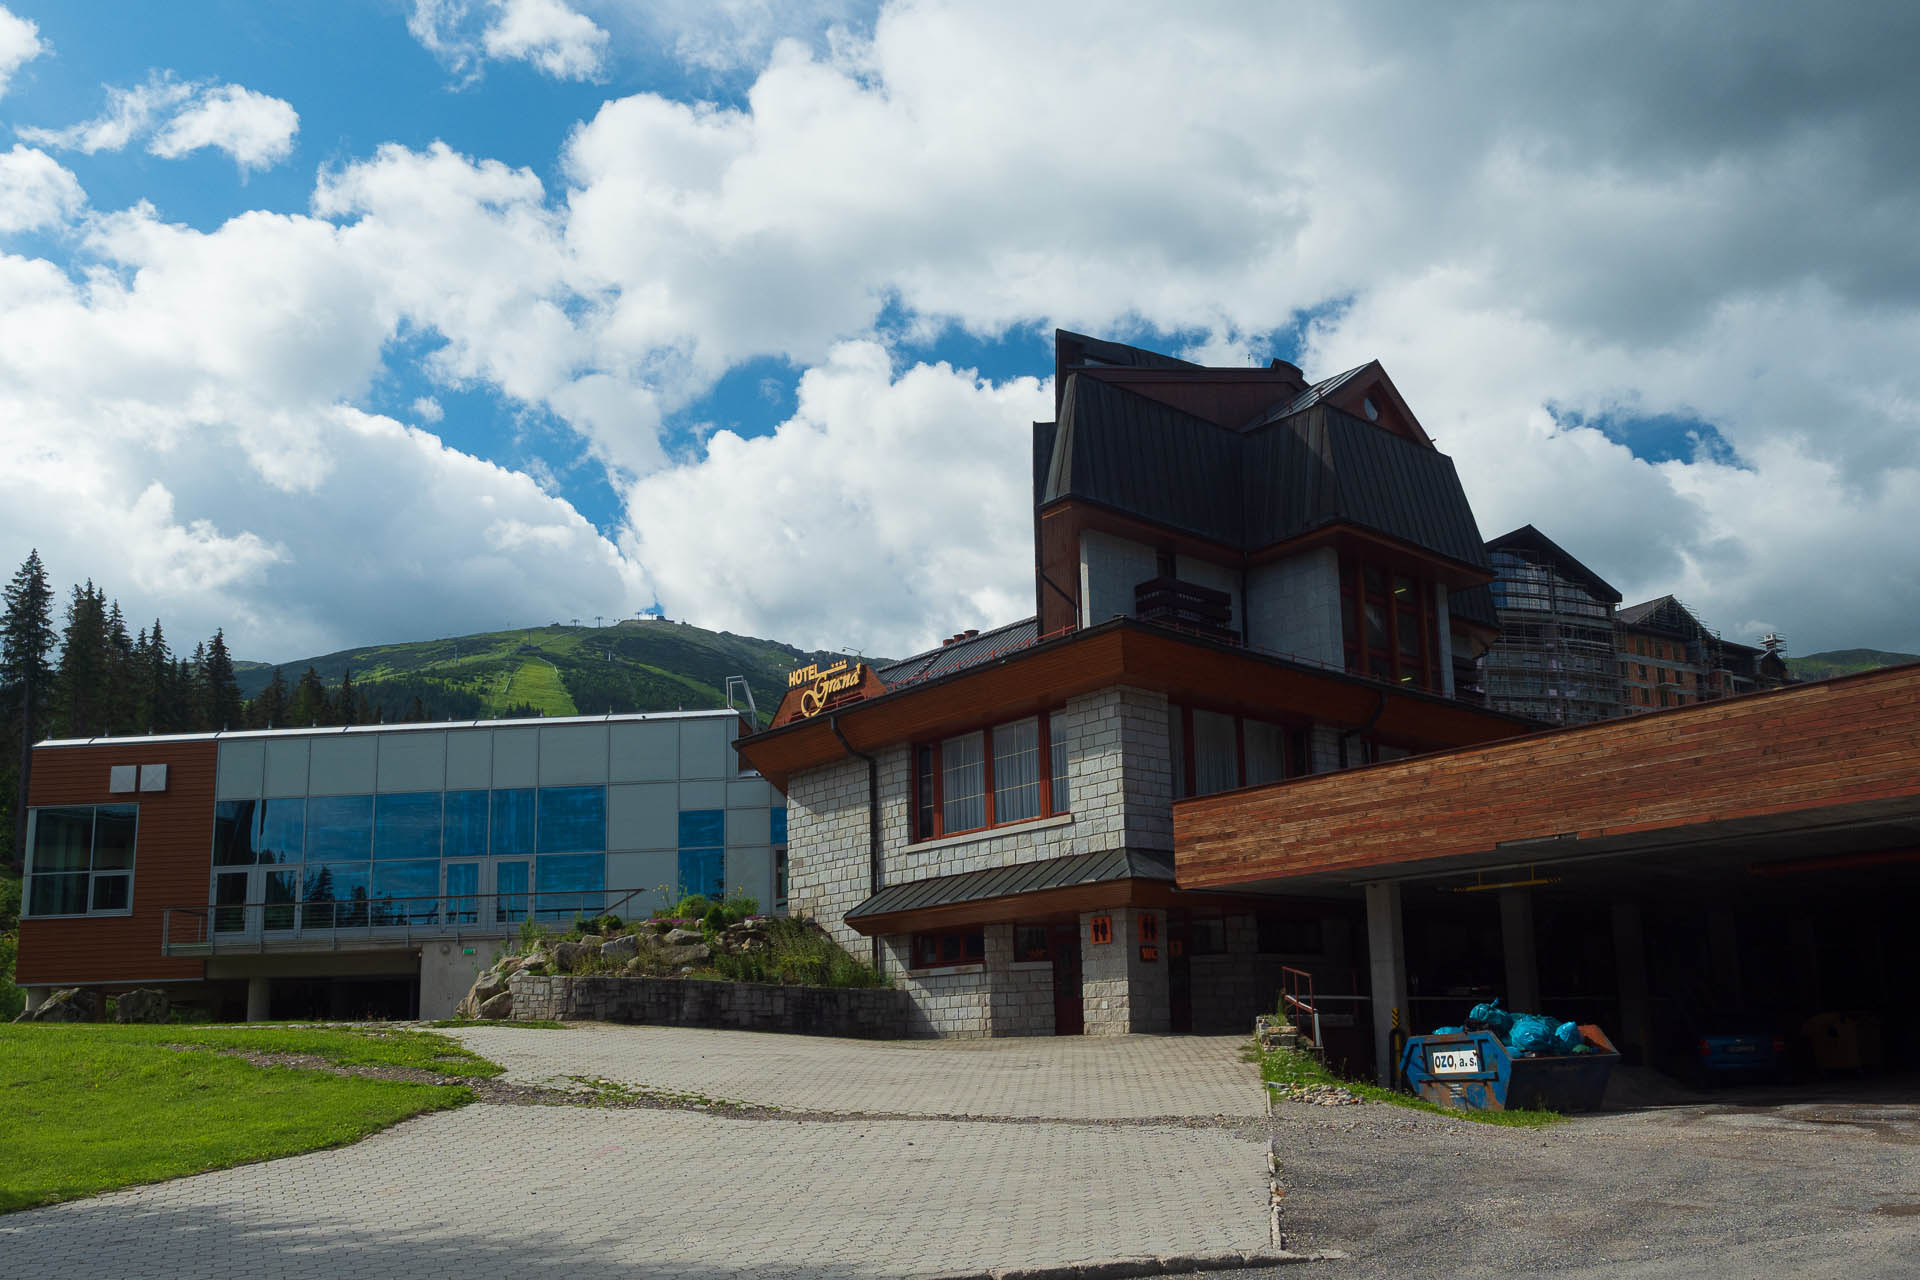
[1254,1041,1563,1129]
[493,657,578,716]
[0,1024,495,1213]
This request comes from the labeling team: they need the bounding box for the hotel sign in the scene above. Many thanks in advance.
[770,658,885,727]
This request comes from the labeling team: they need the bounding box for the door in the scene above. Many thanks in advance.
[1050,922,1084,1036]
[444,861,482,926]
[212,866,299,937]
[1168,910,1193,1033]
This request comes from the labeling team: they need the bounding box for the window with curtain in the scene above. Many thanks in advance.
[940,730,986,833]
[992,717,1041,823]
[1192,709,1238,796]
[911,711,1072,841]
[1243,720,1286,787]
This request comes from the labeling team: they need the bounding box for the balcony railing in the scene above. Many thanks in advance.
[161,885,655,955]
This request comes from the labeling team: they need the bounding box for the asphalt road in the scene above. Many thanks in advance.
[1216,1072,1920,1279]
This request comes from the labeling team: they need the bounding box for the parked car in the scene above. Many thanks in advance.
[1663,1006,1794,1087]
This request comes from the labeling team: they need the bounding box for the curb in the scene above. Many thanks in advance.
[932,1249,1348,1279]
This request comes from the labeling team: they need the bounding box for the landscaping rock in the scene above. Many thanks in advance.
[552,941,594,972]
[27,988,104,1023]
[115,988,170,1024]
[477,991,514,1019]
[470,975,506,1007]
[663,928,704,948]
[659,942,711,966]
[601,934,639,964]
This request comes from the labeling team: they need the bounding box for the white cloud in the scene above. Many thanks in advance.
[0,5,44,99]
[412,395,445,422]
[621,342,1048,655]
[0,145,85,233]
[409,0,608,82]
[21,74,299,174]
[148,84,300,174]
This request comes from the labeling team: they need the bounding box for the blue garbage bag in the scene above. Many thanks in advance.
[1431,1025,1465,1035]
[1553,1021,1586,1055]
[1507,1013,1563,1056]
[1466,1000,1514,1038]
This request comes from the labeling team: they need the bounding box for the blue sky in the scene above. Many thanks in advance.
[3,1,1918,661]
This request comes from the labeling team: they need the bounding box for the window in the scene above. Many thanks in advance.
[375,793,442,860]
[1013,924,1051,962]
[535,853,606,919]
[1192,710,1238,796]
[1257,914,1323,955]
[537,786,606,853]
[911,928,985,969]
[259,798,304,865]
[912,712,1071,841]
[773,848,788,912]
[677,808,724,900]
[213,800,259,865]
[444,790,488,858]
[1168,706,1305,796]
[1187,916,1227,955]
[307,795,373,860]
[769,806,788,845]
[1339,555,1439,690]
[25,804,137,917]
[491,788,536,856]
[495,859,530,924]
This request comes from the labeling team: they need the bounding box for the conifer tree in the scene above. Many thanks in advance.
[338,668,358,726]
[55,582,111,738]
[289,666,331,727]
[2,551,56,875]
[102,602,135,736]
[250,667,290,729]
[203,630,243,731]
[137,619,179,733]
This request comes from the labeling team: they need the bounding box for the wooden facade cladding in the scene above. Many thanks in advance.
[17,739,216,987]
[1174,663,1920,889]
[737,619,1532,789]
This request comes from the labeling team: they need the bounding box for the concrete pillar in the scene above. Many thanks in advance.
[24,986,51,1015]
[1365,881,1408,1087]
[246,976,272,1022]
[1610,901,1652,1065]
[1500,889,1542,1012]
[1707,907,1742,1007]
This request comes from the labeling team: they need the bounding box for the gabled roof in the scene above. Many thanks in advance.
[1486,524,1622,605]
[1042,373,1491,572]
[1054,329,1201,414]
[1268,363,1371,419]
[876,617,1042,688]
[1617,595,1696,632]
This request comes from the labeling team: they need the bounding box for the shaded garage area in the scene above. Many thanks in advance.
[1175,663,1920,1088]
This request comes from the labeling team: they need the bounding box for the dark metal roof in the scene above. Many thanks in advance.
[875,617,1042,688]
[1485,524,1622,604]
[1043,372,1491,570]
[1054,329,1201,415]
[1617,595,1690,631]
[1260,363,1371,424]
[1448,582,1499,631]
[845,847,1176,921]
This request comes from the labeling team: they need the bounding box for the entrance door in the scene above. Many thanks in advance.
[1050,922,1084,1035]
[212,866,299,938]
[1168,910,1193,1033]
[212,869,252,936]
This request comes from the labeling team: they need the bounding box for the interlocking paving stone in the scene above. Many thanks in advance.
[0,1030,1269,1278]
[450,1024,1265,1119]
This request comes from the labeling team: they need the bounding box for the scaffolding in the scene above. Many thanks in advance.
[1480,547,1623,725]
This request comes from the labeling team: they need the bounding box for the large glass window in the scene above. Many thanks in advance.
[25,804,137,917]
[491,788,535,856]
[375,793,442,860]
[372,860,440,924]
[1243,720,1286,788]
[1192,710,1238,796]
[537,786,605,854]
[769,806,787,845]
[258,799,305,865]
[302,862,370,929]
[535,853,605,919]
[213,800,259,866]
[1340,554,1439,690]
[444,790,489,858]
[307,795,373,861]
[1168,706,1307,796]
[495,859,530,924]
[1049,710,1071,812]
[678,808,724,900]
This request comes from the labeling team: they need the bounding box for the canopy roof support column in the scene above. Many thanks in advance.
[1365,881,1408,1087]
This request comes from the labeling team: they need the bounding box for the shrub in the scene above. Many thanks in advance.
[705,917,887,989]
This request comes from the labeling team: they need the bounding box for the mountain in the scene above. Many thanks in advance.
[1786,648,1920,682]
[233,621,863,725]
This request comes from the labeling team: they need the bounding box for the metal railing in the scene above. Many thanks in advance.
[1280,965,1322,1049]
[161,885,654,955]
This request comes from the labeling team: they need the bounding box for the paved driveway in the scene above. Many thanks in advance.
[0,1028,1274,1279]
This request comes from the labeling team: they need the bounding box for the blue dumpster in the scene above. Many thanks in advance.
[1400,1024,1620,1112]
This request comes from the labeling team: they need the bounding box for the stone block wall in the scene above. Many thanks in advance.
[1080,906,1169,1035]
[1247,547,1342,666]
[881,932,990,1036]
[787,755,872,950]
[508,973,913,1039]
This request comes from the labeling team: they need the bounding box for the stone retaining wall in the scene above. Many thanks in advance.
[509,973,913,1038]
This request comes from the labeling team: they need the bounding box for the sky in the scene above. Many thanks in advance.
[2,1,1918,666]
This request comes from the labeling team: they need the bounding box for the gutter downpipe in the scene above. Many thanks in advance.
[1339,690,1389,769]
[829,712,884,973]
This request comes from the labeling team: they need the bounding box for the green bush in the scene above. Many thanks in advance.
[705,917,887,989]
[0,932,22,1023]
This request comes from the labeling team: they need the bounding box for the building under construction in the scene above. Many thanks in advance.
[1616,594,1794,712]
[1479,525,1624,725]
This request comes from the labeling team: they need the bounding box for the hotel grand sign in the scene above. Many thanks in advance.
[770,657,884,727]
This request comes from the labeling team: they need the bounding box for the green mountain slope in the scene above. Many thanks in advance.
[1786,648,1920,681]
[234,621,859,725]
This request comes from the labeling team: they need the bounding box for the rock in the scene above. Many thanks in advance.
[522,949,550,973]
[115,988,170,1024]
[658,942,711,966]
[497,955,528,977]
[477,991,514,1019]
[552,941,592,972]
[470,975,506,1007]
[663,928,704,948]
[29,988,104,1023]
[601,934,639,963]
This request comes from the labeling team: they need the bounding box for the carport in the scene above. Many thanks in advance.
[1174,663,1920,1083]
